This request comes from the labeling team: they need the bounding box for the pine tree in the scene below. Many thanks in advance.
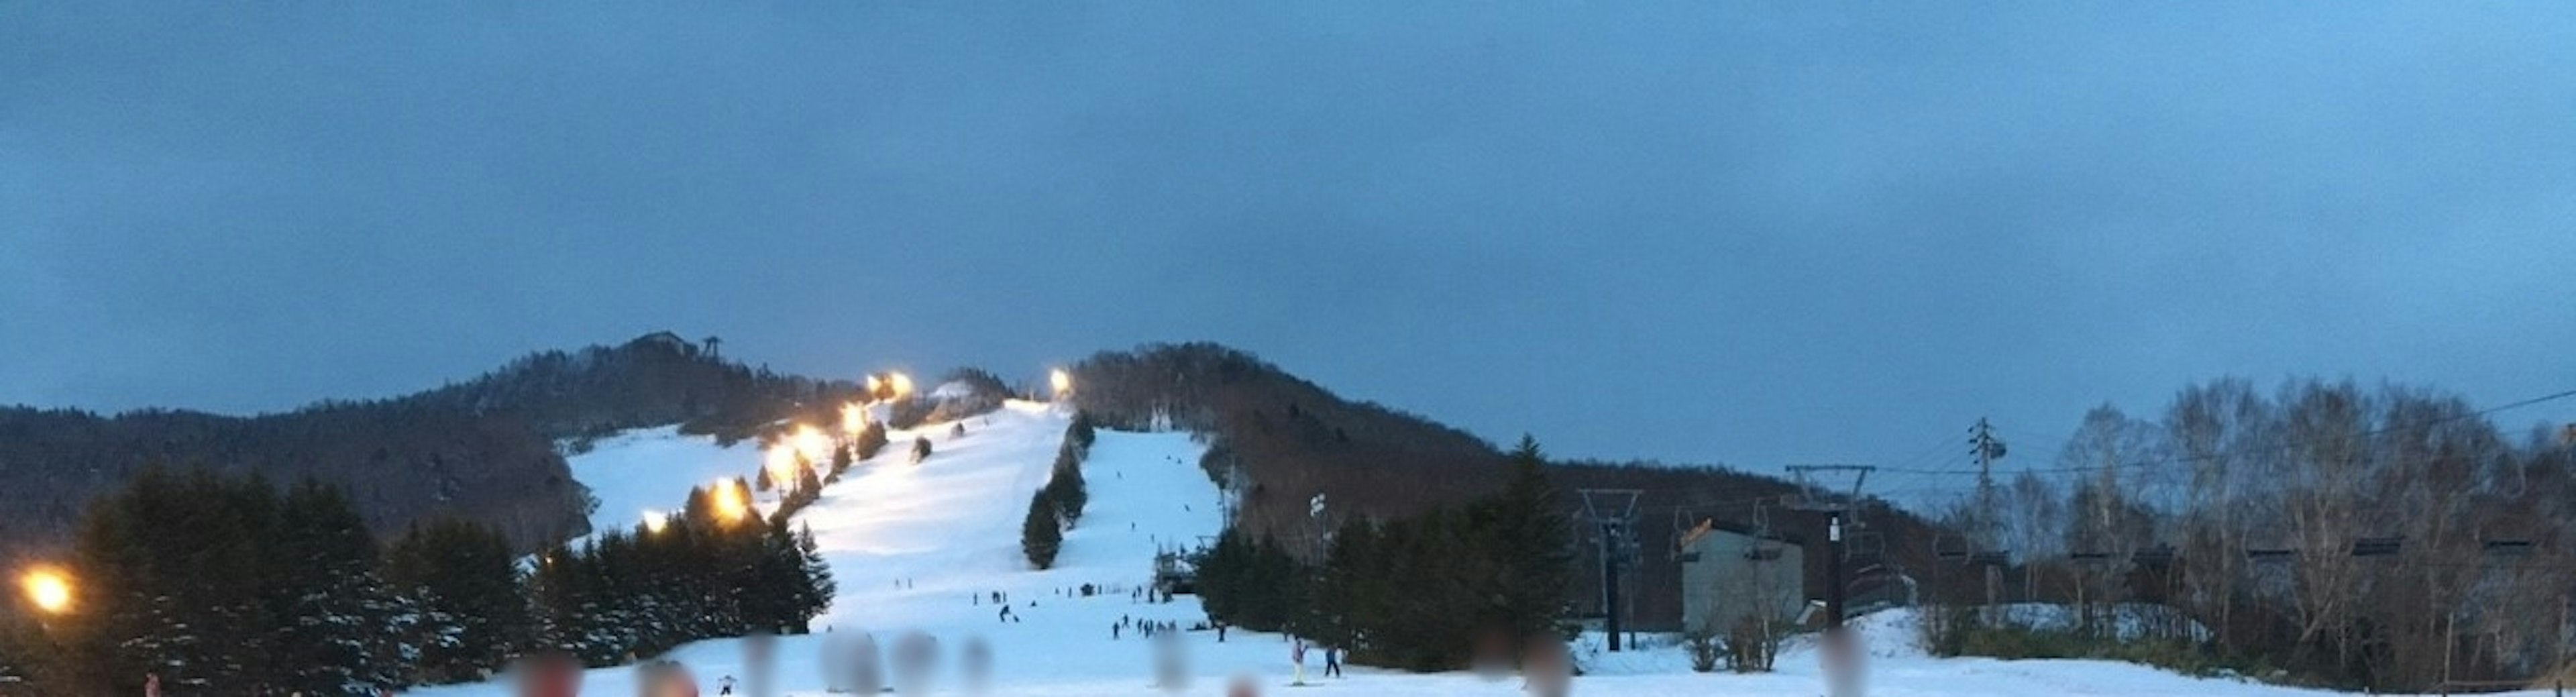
[796,462,825,498]
[268,480,407,695]
[1021,492,1063,569]
[386,519,530,684]
[1489,434,1574,641]
[1044,443,1089,524]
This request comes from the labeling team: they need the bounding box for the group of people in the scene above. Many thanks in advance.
[1287,638,1344,684]
[1112,614,1189,640]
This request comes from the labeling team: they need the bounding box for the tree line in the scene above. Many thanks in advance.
[1926,378,2576,692]
[1194,435,1575,672]
[1022,414,1097,570]
[0,467,834,696]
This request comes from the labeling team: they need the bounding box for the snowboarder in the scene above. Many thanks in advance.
[1324,645,1342,678]
[998,605,1017,623]
[716,675,735,696]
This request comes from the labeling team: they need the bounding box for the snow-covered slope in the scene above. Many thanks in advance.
[419,401,2502,696]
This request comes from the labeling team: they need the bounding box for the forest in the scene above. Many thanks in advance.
[1921,378,2576,692]
[0,468,834,696]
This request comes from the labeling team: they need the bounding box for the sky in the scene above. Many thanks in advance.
[7,3,2575,494]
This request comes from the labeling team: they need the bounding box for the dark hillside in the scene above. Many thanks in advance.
[1068,342,1945,630]
[0,332,841,558]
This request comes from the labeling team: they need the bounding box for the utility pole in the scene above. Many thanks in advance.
[1578,489,1642,651]
[1785,465,1875,631]
[1969,419,2007,606]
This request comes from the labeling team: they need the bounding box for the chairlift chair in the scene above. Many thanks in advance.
[2350,536,2404,558]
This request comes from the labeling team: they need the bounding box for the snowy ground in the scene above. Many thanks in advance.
[419,402,2513,696]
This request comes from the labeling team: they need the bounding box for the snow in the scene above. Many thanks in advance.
[564,425,767,545]
[416,402,2514,696]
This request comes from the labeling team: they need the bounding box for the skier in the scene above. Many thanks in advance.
[998,605,1016,623]
[1324,645,1342,678]
[1216,621,1227,643]
[1113,622,1122,640]
[716,675,736,696]
[1290,639,1309,686]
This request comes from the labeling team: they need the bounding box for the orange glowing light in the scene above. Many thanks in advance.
[711,480,751,523]
[20,568,72,615]
[888,372,914,398]
[791,425,832,464]
[765,445,801,490]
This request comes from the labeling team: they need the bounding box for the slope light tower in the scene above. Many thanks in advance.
[1578,488,1643,651]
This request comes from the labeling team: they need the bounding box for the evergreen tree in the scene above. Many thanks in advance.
[1044,442,1089,524]
[1021,492,1062,569]
[796,462,825,498]
[1487,435,1574,641]
[386,519,530,684]
[853,423,890,460]
[267,480,407,695]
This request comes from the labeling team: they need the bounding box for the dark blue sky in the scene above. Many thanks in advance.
[7,3,2574,488]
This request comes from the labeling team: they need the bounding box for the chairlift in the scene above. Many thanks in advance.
[2245,547,2296,561]
[2131,545,2178,568]
[1933,533,1971,563]
[1845,530,1884,561]
[1968,550,2011,566]
[2482,539,2535,557]
[2350,536,2404,558]
[2069,551,2114,565]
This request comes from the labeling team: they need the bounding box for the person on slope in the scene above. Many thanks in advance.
[1290,639,1309,686]
[1324,645,1342,678]
[714,674,735,696]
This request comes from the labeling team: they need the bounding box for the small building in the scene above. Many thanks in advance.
[1676,519,1806,633]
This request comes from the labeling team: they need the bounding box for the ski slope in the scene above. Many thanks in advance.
[418,400,2503,696]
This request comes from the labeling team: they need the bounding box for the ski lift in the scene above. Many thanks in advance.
[2482,539,2535,557]
[2244,547,2295,562]
[2350,536,2404,558]
[2131,545,2178,568]
[1968,550,2011,566]
[1933,533,1971,563]
[1845,529,1884,561]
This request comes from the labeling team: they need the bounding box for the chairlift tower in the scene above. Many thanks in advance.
[1578,488,1644,651]
[1784,465,1875,630]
